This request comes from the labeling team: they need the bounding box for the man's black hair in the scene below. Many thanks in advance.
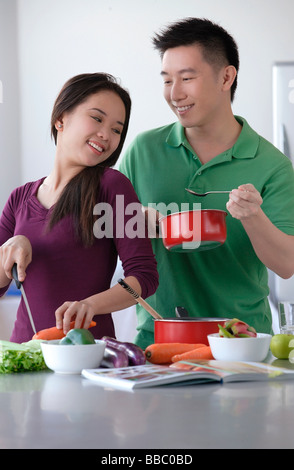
[152,17,239,101]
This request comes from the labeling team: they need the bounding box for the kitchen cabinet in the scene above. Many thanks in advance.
[0,365,293,450]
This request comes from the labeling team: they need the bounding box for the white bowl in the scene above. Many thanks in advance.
[208,333,272,362]
[41,339,106,374]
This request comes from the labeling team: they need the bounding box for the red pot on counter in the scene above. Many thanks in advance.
[159,209,227,252]
[154,318,228,345]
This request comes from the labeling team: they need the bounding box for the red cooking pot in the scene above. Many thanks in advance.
[159,209,227,252]
[154,317,229,345]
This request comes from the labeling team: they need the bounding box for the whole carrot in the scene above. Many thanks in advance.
[32,320,96,340]
[145,342,206,364]
[171,345,214,363]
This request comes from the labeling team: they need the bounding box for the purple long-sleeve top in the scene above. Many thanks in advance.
[0,168,158,343]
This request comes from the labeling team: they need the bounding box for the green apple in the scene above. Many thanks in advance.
[288,340,294,363]
[270,334,294,359]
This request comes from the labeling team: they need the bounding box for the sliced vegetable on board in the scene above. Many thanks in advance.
[0,339,47,373]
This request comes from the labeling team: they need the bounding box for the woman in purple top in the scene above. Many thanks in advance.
[0,73,158,343]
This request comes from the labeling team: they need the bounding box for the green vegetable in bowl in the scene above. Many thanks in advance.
[0,339,47,374]
[59,328,96,345]
[218,318,257,338]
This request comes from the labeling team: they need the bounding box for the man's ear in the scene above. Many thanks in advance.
[222,65,237,92]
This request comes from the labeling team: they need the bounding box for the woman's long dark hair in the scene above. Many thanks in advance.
[48,73,131,246]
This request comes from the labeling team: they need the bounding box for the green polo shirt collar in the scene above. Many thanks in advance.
[166,116,259,160]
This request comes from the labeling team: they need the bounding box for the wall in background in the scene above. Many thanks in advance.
[12,0,294,188]
[0,0,21,210]
[0,0,293,339]
[1,0,294,207]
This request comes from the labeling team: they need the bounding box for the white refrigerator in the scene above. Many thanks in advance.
[271,62,294,304]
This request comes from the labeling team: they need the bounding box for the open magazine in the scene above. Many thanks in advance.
[81,360,294,390]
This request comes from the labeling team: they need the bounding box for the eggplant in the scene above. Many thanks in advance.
[102,336,146,366]
[100,346,129,368]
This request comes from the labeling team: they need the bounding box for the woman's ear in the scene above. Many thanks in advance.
[55,118,63,131]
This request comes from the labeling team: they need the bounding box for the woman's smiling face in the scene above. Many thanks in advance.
[56,90,126,168]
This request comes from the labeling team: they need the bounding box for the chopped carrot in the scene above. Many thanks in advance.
[171,345,214,362]
[32,320,96,340]
[145,342,207,364]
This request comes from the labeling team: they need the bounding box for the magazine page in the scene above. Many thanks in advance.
[82,361,294,390]
[171,360,294,382]
[82,364,224,390]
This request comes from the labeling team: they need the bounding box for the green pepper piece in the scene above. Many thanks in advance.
[59,328,96,345]
[218,324,234,338]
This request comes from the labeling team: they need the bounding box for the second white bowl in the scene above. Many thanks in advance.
[208,333,272,362]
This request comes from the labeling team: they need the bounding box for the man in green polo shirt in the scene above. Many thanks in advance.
[119,18,294,349]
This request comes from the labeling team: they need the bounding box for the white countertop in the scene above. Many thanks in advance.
[0,362,293,450]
